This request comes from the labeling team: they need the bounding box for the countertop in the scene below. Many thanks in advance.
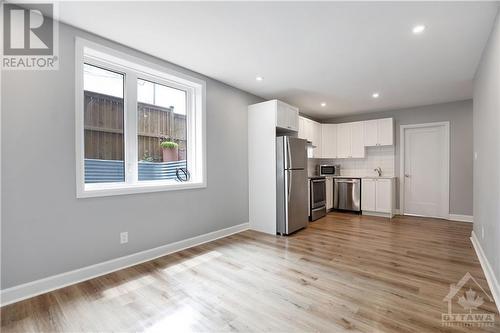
[316,175,397,179]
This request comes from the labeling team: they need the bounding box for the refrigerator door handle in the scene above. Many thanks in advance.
[284,170,290,234]
[286,137,291,169]
[288,170,292,202]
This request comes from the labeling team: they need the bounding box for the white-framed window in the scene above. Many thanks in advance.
[75,38,206,198]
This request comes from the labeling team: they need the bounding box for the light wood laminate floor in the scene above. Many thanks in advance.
[1,213,499,332]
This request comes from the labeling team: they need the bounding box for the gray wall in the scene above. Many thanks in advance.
[324,100,473,215]
[473,11,500,285]
[1,23,262,288]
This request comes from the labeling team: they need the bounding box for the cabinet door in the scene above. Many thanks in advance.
[276,101,299,131]
[276,101,288,129]
[336,123,351,158]
[321,124,337,158]
[375,179,392,213]
[350,122,365,158]
[361,179,376,211]
[298,117,306,139]
[363,120,378,147]
[288,108,299,132]
[377,118,394,146]
[304,118,313,142]
[326,178,333,210]
[312,121,322,158]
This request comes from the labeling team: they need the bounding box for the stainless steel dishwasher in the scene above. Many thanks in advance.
[333,178,361,212]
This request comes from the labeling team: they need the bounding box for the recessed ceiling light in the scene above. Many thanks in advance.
[255,76,263,81]
[372,92,380,99]
[321,102,326,107]
[412,25,426,35]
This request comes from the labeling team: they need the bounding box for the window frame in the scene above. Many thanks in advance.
[75,38,206,198]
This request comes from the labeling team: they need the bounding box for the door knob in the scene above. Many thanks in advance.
[405,174,410,178]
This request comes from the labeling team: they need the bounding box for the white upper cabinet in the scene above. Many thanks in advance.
[298,116,312,142]
[276,100,299,132]
[363,118,394,147]
[336,122,365,158]
[350,121,365,158]
[298,115,392,159]
[336,123,351,158]
[298,116,322,158]
[363,120,378,146]
[321,124,337,159]
[298,117,306,139]
[312,121,322,158]
[377,118,394,146]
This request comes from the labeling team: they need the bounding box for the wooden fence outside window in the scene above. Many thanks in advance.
[84,90,187,162]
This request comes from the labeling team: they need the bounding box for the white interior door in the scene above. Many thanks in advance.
[402,123,449,218]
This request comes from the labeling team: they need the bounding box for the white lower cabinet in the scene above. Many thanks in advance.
[375,179,392,213]
[361,179,376,211]
[361,178,394,217]
[326,177,333,210]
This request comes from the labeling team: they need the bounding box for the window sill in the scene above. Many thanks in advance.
[77,180,206,198]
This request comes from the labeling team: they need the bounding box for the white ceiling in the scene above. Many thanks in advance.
[55,1,498,119]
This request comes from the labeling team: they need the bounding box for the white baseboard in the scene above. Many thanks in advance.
[0,223,249,307]
[362,211,394,218]
[449,214,473,223]
[470,230,500,314]
[398,211,473,223]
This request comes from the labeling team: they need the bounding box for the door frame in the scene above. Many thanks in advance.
[399,122,450,218]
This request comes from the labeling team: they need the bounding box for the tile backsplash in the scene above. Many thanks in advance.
[309,146,395,177]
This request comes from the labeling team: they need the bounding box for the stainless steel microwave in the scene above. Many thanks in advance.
[318,164,341,176]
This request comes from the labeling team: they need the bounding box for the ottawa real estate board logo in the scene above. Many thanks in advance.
[442,272,495,328]
[2,2,59,70]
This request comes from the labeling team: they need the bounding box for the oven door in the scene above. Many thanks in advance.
[311,179,326,209]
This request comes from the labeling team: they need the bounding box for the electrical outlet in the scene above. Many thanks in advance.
[474,152,478,161]
[120,232,128,244]
[481,226,484,240]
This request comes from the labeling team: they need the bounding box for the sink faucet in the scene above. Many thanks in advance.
[374,167,382,177]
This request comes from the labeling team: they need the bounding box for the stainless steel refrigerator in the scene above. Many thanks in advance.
[276,136,308,235]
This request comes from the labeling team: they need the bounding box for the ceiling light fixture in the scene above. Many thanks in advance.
[412,25,426,35]
[321,102,326,107]
[372,92,380,99]
[255,76,263,81]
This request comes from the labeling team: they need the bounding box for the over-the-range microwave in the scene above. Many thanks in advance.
[318,164,341,176]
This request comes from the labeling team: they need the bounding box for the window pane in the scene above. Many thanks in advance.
[137,79,154,105]
[137,79,187,181]
[83,64,125,183]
